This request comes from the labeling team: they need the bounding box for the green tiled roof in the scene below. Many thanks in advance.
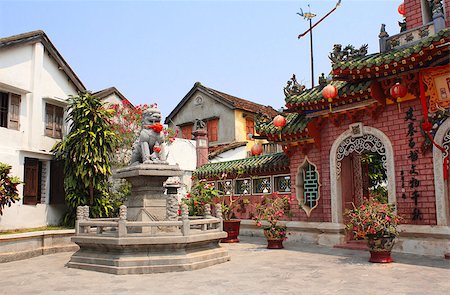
[194,152,289,179]
[256,113,311,137]
[285,80,371,108]
[332,28,450,73]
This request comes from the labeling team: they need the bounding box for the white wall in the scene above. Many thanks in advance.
[0,40,79,230]
[209,146,248,163]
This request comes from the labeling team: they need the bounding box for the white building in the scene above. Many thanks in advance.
[0,31,87,230]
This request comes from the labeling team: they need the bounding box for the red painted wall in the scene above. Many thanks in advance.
[404,0,450,30]
[288,98,437,225]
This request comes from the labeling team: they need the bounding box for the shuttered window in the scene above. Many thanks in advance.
[50,160,65,205]
[246,118,254,140]
[0,92,7,128]
[207,118,218,142]
[9,94,20,130]
[0,92,20,129]
[180,124,193,140]
[45,104,63,139]
[23,158,41,205]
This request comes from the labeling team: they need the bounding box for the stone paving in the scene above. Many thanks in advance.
[0,236,449,295]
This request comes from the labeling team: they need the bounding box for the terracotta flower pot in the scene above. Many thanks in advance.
[221,220,240,243]
[266,238,284,249]
[263,227,286,249]
[367,234,396,263]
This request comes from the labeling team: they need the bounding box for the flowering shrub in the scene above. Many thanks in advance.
[0,162,21,215]
[221,196,250,220]
[345,198,400,240]
[181,178,219,216]
[253,192,293,240]
[108,101,177,166]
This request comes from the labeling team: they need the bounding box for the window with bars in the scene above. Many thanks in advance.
[235,179,251,195]
[274,175,291,193]
[218,180,233,195]
[253,177,271,194]
[0,91,20,130]
[45,104,63,139]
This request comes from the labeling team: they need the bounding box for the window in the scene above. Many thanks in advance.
[207,118,219,142]
[218,180,233,195]
[23,158,42,205]
[296,158,321,216]
[180,124,193,140]
[274,175,291,193]
[235,179,251,195]
[0,91,20,130]
[45,104,64,139]
[246,118,254,140]
[253,177,271,194]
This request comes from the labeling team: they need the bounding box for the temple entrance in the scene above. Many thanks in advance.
[329,124,396,229]
[341,151,388,240]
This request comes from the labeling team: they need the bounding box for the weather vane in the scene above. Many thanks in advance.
[297,0,342,88]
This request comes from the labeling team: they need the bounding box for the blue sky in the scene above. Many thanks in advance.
[0,0,401,117]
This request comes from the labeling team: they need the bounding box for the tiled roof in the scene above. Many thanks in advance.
[256,113,311,141]
[164,82,278,124]
[285,80,372,111]
[93,87,132,105]
[194,152,289,179]
[0,30,86,92]
[332,28,450,79]
[208,141,247,159]
[199,84,278,117]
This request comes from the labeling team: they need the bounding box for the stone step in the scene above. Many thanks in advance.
[334,240,368,251]
[67,255,231,275]
[69,247,230,267]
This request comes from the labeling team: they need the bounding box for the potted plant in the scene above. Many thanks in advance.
[181,178,218,217]
[253,192,291,249]
[345,198,401,263]
[220,195,249,243]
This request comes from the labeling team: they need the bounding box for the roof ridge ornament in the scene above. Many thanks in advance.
[329,44,368,64]
[284,74,306,97]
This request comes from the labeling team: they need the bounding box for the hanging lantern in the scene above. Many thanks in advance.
[322,84,338,112]
[273,115,287,130]
[251,143,263,156]
[390,82,407,100]
[398,3,405,16]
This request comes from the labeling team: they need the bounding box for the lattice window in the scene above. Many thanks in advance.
[274,175,291,193]
[235,179,251,195]
[218,180,233,196]
[296,158,321,217]
[253,177,271,194]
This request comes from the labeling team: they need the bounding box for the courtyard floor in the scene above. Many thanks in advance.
[0,236,449,295]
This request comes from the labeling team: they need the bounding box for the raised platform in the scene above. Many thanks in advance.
[68,232,229,275]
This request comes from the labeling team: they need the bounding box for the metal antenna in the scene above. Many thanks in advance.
[297,0,342,88]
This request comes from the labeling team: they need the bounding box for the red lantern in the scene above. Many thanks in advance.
[390,82,407,100]
[273,115,286,130]
[251,144,263,156]
[398,3,405,16]
[322,84,338,112]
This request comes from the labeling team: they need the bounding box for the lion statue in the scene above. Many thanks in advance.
[130,106,165,165]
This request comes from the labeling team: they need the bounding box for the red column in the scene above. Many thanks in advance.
[193,129,209,168]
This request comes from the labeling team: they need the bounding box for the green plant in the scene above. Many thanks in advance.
[345,198,400,240]
[221,196,250,220]
[182,178,219,216]
[52,92,119,226]
[253,192,292,240]
[0,162,21,215]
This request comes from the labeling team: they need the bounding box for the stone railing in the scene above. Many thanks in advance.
[75,203,223,238]
[383,22,435,52]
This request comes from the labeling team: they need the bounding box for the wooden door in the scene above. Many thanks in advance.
[23,158,39,205]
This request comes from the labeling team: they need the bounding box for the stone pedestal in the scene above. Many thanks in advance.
[114,164,183,225]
